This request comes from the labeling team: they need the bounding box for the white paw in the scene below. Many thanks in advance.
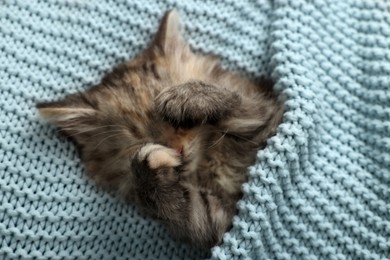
[138,143,181,169]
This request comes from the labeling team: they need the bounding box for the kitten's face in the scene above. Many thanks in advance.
[37,11,283,248]
[37,11,246,194]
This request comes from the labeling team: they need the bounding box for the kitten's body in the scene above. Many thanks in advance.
[37,11,283,248]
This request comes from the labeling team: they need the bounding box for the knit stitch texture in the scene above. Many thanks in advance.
[0,0,389,259]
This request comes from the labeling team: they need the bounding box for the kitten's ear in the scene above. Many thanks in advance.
[37,94,97,134]
[153,10,188,55]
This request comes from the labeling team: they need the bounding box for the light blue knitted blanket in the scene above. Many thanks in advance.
[1,0,389,259]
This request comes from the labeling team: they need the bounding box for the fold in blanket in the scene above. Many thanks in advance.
[0,0,389,259]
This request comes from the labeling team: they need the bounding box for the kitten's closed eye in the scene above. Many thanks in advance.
[155,81,241,128]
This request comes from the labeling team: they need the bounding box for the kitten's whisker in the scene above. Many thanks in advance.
[124,142,144,153]
[101,141,145,168]
[91,129,124,137]
[114,142,145,160]
[60,124,128,137]
[104,143,142,172]
[207,129,228,149]
[94,133,128,150]
[100,143,141,168]
[106,153,130,168]
[59,125,119,133]
[209,130,259,146]
[225,132,259,145]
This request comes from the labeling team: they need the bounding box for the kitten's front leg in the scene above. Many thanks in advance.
[132,143,234,248]
[132,143,183,217]
[154,81,241,128]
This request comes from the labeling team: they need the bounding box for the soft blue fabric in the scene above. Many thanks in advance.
[0,0,389,259]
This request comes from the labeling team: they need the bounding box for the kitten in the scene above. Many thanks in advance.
[37,10,283,248]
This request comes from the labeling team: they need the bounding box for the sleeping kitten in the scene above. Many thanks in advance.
[37,10,283,248]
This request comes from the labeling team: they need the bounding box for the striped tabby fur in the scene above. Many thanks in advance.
[37,10,283,248]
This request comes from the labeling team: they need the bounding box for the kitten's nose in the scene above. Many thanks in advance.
[175,146,184,155]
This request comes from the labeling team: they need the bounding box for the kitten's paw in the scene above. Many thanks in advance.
[155,81,241,128]
[133,144,181,189]
[138,143,181,169]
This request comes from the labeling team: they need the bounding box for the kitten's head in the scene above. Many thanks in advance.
[37,11,276,196]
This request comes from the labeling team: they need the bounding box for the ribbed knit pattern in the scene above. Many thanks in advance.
[0,0,389,259]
